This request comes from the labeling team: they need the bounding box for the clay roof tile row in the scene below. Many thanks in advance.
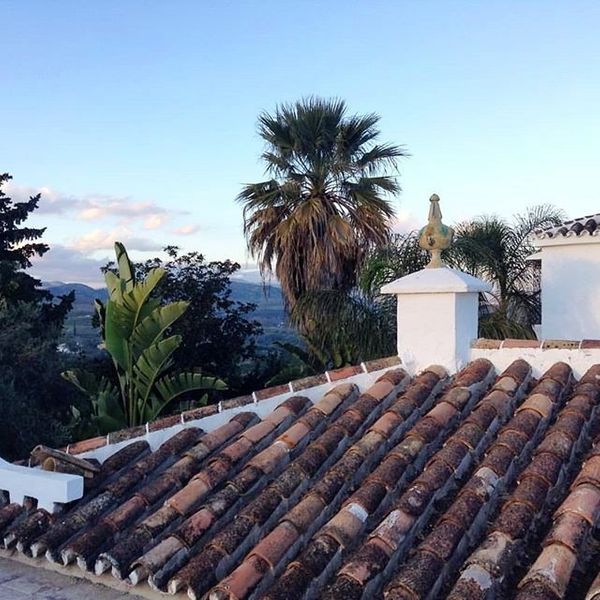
[5,359,600,599]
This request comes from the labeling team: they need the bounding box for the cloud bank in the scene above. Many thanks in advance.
[5,180,201,283]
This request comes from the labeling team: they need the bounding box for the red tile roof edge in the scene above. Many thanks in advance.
[63,355,402,456]
[532,213,600,239]
[472,338,600,350]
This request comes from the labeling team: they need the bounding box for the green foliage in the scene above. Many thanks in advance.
[0,172,48,267]
[130,247,263,386]
[63,243,226,432]
[287,204,565,369]
[449,204,565,338]
[101,246,264,399]
[0,173,79,458]
[291,290,396,367]
[0,173,74,325]
[265,341,324,386]
[0,301,76,460]
[359,232,430,295]
[358,205,566,341]
[238,97,406,309]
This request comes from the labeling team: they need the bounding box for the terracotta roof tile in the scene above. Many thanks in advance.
[581,339,600,349]
[327,365,363,381]
[66,435,107,455]
[147,413,181,432]
[542,339,580,350]
[503,338,543,349]
[363,355,401,372]
[8,357,600,600]
[533,213,600,239]
[472,338,502,349]
[106,425,146,444]
[255,383,292,401]
[182,403,219,421]
[290,374,329,391]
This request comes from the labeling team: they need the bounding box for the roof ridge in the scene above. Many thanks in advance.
[63,356,402,457]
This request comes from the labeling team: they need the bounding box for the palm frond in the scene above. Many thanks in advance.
[291,289,396,365]
[239,97,405,308]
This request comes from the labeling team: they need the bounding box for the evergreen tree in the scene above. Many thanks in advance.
[0,173,73,324]
[0,172,48,266]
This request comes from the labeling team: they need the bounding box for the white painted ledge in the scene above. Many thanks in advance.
[0,458,84,512]
[470,346,600,379]
[381,267,492,294]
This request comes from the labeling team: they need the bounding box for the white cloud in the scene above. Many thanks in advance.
[388,208,423,234]
[5,182,81,214]
[28,245,109,287]
[173,223,201,235]
[144,214,170,230]
[5,181,173,225]
[76,199,168,222]
[71,227,163,252]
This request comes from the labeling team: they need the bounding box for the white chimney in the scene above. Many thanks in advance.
[381,194,491,373]
[382,268,491,372]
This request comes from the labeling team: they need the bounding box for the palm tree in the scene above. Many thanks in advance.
[238,97,406,309]
[291,289,396,365]
[359,232,429,297]
[450,205,565,338]
[359,205,566,341]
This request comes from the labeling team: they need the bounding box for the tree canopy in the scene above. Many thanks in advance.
[0,173,73,323]
[0,172,48,266]
[451,204,565,338]
[102,246,264,394]
[65,243,227,432]
[238,97,406,309]
[0,301,77,459]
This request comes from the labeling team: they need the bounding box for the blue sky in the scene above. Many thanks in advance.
[2,1,599,285]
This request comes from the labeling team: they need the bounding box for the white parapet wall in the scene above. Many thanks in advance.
[0,457,84,512]
[471,345,600,379]
[0,363,404,511]
[73,365,399,463]
[533,235,600,340]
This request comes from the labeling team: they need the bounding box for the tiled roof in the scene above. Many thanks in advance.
[61,356,401,457]
[532,214,600,240]
[2,358,600,600]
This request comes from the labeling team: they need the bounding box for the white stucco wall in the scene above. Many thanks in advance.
[535,237,600,339]
[395,291,479,373]
[471,346,600,379]
[382,267,491,374]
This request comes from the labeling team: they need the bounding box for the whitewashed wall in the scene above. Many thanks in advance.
[535,237,600,339]
[471,346,600,379]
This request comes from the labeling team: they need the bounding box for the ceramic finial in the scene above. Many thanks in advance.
[418,194,454,268]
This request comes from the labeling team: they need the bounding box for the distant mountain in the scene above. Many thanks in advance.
[44,282,108,303]
[45,280,290,354]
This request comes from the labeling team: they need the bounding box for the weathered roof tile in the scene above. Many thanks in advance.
[8,357,600,600]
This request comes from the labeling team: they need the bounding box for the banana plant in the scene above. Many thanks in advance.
[63,242,226,432]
